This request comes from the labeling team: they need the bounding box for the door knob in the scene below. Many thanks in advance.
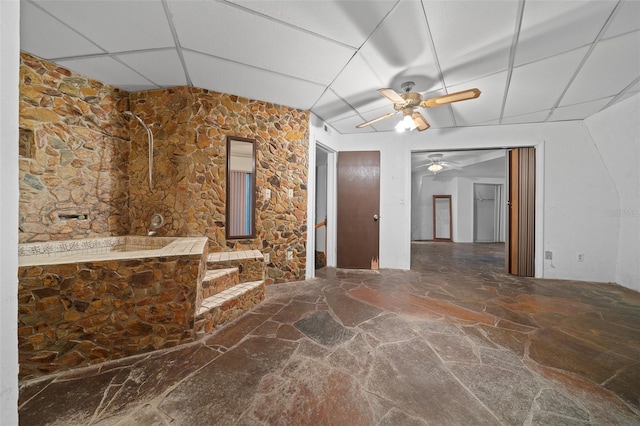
[373,214,379,221]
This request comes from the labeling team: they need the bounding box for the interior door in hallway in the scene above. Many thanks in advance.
[337,151,380,269]
[507,147,535,277]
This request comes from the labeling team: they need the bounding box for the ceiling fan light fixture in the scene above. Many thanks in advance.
[395,110,417,133]
[428,163,443,173]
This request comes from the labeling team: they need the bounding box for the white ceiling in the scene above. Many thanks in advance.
[20,0,640,135]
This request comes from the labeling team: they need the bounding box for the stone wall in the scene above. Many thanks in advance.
[18,53,131,243]
[129,87,309,283]
[17,53,310,282]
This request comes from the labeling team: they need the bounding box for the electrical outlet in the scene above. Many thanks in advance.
[545,251,552,260]
[264,253,270,263]
[286,250,293,261]
[264,189,271,200]
[288,188,294,198]
[577,253,585,262]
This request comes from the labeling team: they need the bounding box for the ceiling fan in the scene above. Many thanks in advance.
[356,82,481,132]
[416,153,462,174]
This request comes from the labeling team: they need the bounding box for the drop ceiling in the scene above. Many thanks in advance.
[20,0,640,134]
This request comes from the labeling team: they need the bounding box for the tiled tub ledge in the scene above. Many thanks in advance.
[18,236,207,267]
[18,236,209,379]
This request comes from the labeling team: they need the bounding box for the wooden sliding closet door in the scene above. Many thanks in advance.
[507,147,535,277]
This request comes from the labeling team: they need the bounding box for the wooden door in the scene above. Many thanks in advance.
[337,151,380,269]
[507,148,535,276]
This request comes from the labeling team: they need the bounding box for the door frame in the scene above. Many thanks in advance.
[305,140,337,279]
[473,183,503,243]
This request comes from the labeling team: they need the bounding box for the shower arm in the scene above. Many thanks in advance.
[125,112,154,190]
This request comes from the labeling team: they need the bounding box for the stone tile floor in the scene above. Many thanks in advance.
[18,242,640,425]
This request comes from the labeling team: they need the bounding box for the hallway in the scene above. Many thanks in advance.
[19,243,640,425]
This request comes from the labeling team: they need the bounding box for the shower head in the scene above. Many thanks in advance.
[123,111,147,128]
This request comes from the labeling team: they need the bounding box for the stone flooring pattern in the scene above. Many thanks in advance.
[18,243,640,425]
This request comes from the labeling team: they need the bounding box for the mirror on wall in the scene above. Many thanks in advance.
[433,195,452,241]
[226,136,256,240]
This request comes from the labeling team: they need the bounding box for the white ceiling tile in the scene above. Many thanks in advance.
[330,114,382,134]
[330,54,389,112]
[423,0,517,86]
[561,31,640,106]
[627,79,640,93]
[359,1,441,93]
[603,2,640,39]
[312,90,357,124]
[168,0,354,85]
[501,109,550,125]
[224,0,397,48]
[55,56,157,91]
[450,72,507,126]
[515,0,618,66]
[549,97,613,121]
[504,46,588,117]
[34,0,174,52]
[611,90,640,106]
[20,1,103,59]
[421,105,456,129]
[116,50,187,87]
[183,51,325,110]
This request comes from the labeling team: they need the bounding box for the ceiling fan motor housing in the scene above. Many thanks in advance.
[395,92,422,110]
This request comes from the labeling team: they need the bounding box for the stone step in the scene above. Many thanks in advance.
[207,249,265,283]
[201,267,239,300]
[194,280,266,336]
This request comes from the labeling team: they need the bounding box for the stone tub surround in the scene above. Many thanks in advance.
[128,87,309,284]
[18,236,201,266]
[17,243,640,425]
[19,53,131,243]
[17,236,208,379]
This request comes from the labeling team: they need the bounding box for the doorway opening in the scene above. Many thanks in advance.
[411,148,509,269]
[473,183,504,243]
[315,145,330,270]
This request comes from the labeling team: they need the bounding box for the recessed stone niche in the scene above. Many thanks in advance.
[19,127,34,158]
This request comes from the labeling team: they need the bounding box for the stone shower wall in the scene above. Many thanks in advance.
[129,87,309,283]
[18,53,131,243]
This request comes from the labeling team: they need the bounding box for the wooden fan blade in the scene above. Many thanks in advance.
[420,88,481,108]
[411,112,430,131]
[355,111,397,128]
[378,88,406,104]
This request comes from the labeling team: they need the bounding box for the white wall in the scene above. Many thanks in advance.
[0,1,20,423]
[542,123,619,283]
[584,94,640,290]
[309,118,639,289]
[411,173,455,240]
